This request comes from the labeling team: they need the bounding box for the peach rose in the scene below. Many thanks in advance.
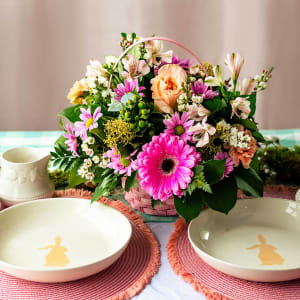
[225,129,257,169]
[151,64,187,114]
[67,78,89,105]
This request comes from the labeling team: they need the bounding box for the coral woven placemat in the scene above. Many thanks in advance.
[0,189,160,300]
[167,185,300,300]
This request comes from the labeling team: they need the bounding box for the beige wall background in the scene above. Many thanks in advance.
[1,0,299,130]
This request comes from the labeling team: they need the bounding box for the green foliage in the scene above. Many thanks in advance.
[201,176,237,214]
[189,165,212,195]
[50,136,75,172]
[58,105,82,123]
[234,117,257,131]
[203,98,227,113]
[174,191,204,224]
[68,159,85,188]
[125,170,138,192]
[203,159,226,185]
[247,93,257,117]
[91,169,120,203]
[234,165,263,197]
[258,145,300,184]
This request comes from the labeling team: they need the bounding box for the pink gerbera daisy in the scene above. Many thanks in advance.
[62,124,79,157]
[137,133,200,201]
[105,148,138,176]
[163,112,194,142]
[114,79,145,101]
[74,107,102,141]
[214,152,235,179]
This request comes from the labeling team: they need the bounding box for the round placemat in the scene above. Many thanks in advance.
[167,185,300,300]
[0,189,160,300]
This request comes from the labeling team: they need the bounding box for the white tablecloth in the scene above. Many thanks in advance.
[134,222,207,300]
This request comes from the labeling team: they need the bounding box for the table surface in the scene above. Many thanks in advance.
[0,130,299,300]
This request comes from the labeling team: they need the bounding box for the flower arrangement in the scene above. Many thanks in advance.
[51,33,273,222]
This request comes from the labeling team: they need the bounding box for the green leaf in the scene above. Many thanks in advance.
[68,160,86,188]
[117,144,131,158]
[91,127,106,141]
[128,45,142,60]
[58,105,82,123]
[234,165,263,197]
[250,153,259,173]
[125,170,138,192]
[121,32,127,39]
[91,172,119,203]
[252,130,266,143]
[203,159,226,185]
[174,191,204,224]
[201,176,237,214]
[237,118,257,131]
[247,93,256,117]
[203,98,227,113]
[108,99,122,112]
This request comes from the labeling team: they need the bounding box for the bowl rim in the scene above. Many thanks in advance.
[188,197,300,272]
[0,197,132,272]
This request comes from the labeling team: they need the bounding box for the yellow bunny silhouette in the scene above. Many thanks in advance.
[39,236,70,267]
[246,234,284,266]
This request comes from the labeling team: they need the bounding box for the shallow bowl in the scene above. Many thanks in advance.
[0,197,132,282]
[188,197,300,282]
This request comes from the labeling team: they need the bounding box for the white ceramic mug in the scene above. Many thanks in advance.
[0,147,54,206]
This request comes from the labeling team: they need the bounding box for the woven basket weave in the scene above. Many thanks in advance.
[122,177,177,216]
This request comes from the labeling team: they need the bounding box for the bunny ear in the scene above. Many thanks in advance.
[258,234,266,243]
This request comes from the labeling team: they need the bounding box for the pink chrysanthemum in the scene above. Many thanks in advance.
[191,81,219,99]
[114,79,145,101]
[137,133,200,201]
[163,112,194,142]
[62,124,79,157]
[105,148,138,176]
[214,152,235,179]
[74,107,102,141]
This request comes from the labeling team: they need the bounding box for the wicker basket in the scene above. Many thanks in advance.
[122,177,177,216]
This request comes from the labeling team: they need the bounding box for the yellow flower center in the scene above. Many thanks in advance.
[86,118,94,128]
[174,125,185,136]
[120,158,131,167]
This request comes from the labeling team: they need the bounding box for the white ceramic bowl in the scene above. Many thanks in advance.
[0,197,132,282]
[188,197,300,282]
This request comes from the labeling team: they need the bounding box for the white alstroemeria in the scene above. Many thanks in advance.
[81,143,89,151]
[85,172,95,181]
[145,40,173,66]
[188,116,216,147]
[230,97,251,119]
[105,56,118,65]
[86,148,94,157]
[238,77,257,95]
[78,166,88,178]
[86,137,95,145]
[86,60,108,88]
[205,65,224,86]
[187,104,211,122]
[224,53,244,82]
[84,158,92,168]
[92,155,100,164]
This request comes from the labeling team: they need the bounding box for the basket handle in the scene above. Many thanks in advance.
[108,36,208,88]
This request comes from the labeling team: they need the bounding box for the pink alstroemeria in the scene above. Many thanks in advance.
[62,124,79,157]
[188,116,216,147]
[74,107,102,141]
[121,54,150,81]
[114,79,146,101]
[224,53,245,81]
[191,81,219,99]
[238,77,257,95]
[231,97,251,119]
[186,104,210,121]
